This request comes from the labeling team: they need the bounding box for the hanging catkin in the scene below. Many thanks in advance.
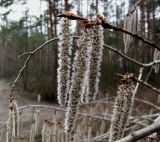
[64,28,92,137]
[109,76,134,142]
[153,49,160,73]
[86,18,104,103]
[7,99,19,142]
[123,10,137,54]
[57,18,72,106]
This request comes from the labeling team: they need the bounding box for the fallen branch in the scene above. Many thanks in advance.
[18,104,111,121]
[115,121,160,142]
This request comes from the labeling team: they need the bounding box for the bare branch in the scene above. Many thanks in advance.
[115,121,160,142]
[18,104,111,121]
[9,38,59,97]
[115,73,160,95]
[104,44,160,67]
[135,98,160,110]
[101,22,160,51]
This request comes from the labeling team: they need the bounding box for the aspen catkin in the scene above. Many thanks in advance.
[64,28,92,137]
[57,18,72,106]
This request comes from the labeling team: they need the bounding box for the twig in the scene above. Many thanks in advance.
[115,121,160,142]
[145,67,153,82]
[101,22,160,51]
[11,37,160,97]
[57,12,160,51]
[115,73,160,95]
[9,38,59,97]
[127,0,142,15]
[104,44,160,67]
[18,104,111,121]
[135,98,160,110]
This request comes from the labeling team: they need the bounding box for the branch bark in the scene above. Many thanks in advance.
[115,121,160,142]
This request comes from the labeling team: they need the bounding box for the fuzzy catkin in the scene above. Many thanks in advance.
[57,18,72,106]
[6,109,15,142]
[64,28,92,137]
[86,24,104,103]
[13,100,19,137]
[109,83,134,142]
[7,100,19,142]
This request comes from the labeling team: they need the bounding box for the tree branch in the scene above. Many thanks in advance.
[9,38,59,97]
[115,121,160,142]
[104,44,160,67]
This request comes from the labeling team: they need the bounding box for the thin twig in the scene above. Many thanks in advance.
[18,104,111,121]
[135,98,160,110]
[101,22,160,51]
[9,38,59,97]
[104,44,160,67]
[115,73,160,95]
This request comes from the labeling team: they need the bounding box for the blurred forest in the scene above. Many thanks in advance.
[0,0,160,101]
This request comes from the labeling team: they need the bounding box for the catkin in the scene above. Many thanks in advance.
[86,22,104,102]
[64,28,92,137]
[57,18,72,106]
[109,81,134,142]
[7,99,19,142]
[12,100,19,137]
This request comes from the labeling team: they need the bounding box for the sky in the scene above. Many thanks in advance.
[0,0,47,21]
[0,0,129,22]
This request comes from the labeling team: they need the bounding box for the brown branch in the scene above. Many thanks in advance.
[127,0,142,15]
[115,73,160,95]
[57,12,87,20]
[101,22,160,51]
[57,11,160,51]
[9,38,59,97]
[115,121,160,142]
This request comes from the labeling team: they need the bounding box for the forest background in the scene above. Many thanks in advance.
[0,0,160,101]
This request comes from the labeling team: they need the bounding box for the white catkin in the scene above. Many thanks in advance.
[86,24,104,103]
[13,100,19,137]
[64,28,92,137]
[123,10,137,54]
[153,49,160,73]
[109,82,134,142]
[57,18,72,106]
[6,106,16,142]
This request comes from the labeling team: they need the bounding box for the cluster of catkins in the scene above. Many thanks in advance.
[109,75,135,142]
[6,99,19,142]
[57,15,104,138]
